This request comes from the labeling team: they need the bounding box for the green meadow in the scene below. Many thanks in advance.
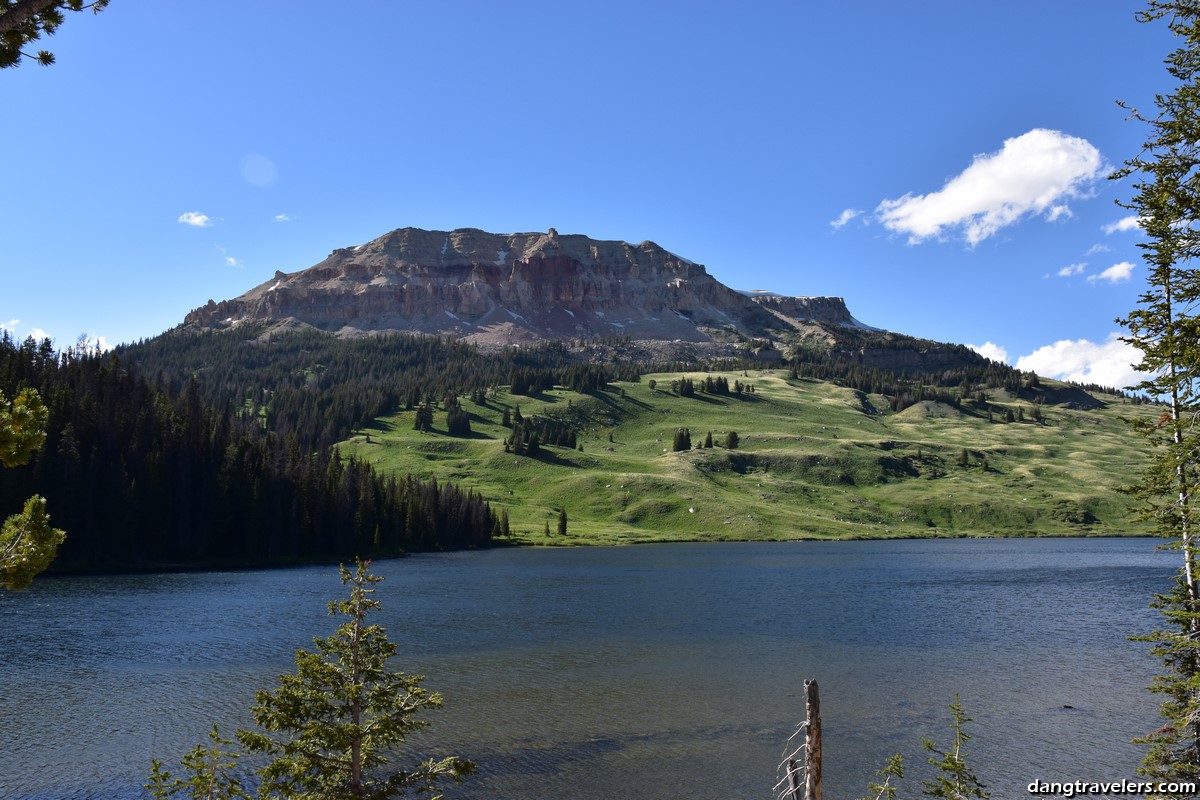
[339,370,1153,545]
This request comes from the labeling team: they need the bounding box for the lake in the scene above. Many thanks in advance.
[0,538,1175,799]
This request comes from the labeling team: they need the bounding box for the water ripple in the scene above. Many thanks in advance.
[0,540,1173,800]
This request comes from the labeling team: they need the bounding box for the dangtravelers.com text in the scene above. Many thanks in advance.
[1028,778,1199,797]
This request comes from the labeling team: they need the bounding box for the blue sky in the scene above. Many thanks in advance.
[0,1,1178,388]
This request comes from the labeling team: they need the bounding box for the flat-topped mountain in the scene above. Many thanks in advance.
[180,226,991,374]
[184,227,865,344]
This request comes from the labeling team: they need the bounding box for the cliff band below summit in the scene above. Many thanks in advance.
[183,227,864,345]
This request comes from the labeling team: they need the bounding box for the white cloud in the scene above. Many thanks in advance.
[213,244,242,268]
[1103,215,1143,235]
[273,213,292,223]
[1087,261,1135,284]
[1046,204,1072,222]
[876,128,1104,245]
[28,328,50,342]
[1085,243,1111,255]
[1,319,18,332]
[1016,333,1141,389]
[1057,263,1087,278]
[967,341,1010,364]
[178,211,214,228]
[830,208,862,230]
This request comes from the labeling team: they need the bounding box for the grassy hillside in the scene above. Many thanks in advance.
[339,370,1153,545]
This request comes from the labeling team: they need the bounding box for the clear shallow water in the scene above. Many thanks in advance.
[0,538,1174,799]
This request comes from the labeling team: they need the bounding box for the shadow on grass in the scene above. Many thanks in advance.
[597,387,655,410]
[418,427,497,441]
[512,390,559,403]
[684,393,729,406]
[588,389,652,414]
[514,446,584,468]
[466,411,502,429]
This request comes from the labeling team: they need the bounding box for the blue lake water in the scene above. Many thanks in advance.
[0,538,1175,799]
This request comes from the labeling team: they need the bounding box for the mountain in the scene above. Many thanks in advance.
[185,227,863,343]
[181,226,993,374]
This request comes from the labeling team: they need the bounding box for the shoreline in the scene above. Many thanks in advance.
[38,529,1156,580]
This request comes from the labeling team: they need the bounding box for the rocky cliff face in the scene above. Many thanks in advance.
[180,226,991,373]
[838,345,984,374]
[747,294,865,329]
[184,227,808,344]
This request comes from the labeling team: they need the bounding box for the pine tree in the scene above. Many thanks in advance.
[146,726,250,800]
[0,0,111,68]
[725,430,739,450]
[237,560,473,799]
[859,754,904,800]
[412,403,434,433]
[921,695,987,799]
[557,508,567,537]
[1117,1,1200,786]
[0,388,65,590]
[445,404,471,436]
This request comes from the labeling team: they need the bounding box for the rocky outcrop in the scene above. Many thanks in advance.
[178,226,1000,374]
[748,294,868,329]
[838,345,984,374]
[184,227,787,344]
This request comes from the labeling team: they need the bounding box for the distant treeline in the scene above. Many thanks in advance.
[789,352,1022,411]
[117,327,642,452]
[0,333,495,570]
[117,325,1066,447]
[4,321,1138,571]
[1065,379,1149,403]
